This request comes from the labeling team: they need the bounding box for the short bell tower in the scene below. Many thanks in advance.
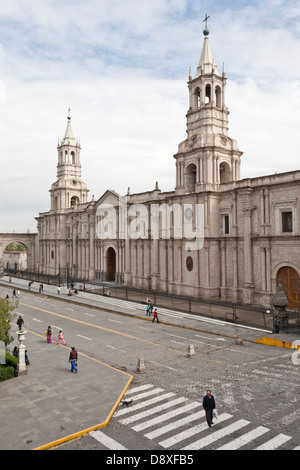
[50,110,89,211]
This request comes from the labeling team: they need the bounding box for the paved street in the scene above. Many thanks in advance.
[0,276,300,452]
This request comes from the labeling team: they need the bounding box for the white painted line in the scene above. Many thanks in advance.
[159,413,233,448]
[64,308,74,311]
[182,419,250,450]
[82,312,95,317]
[171,340,186,346]
[119,397,187,426]
[89,431,127,450]
[116,392,176,417]
[132,401,201,433]
[77,334,92,341]
[108,319,123,324]
[125,384,154,395]
[165,333,186,340]
[105,344,126,353]
[32,318,42,323]
[124,387,164,402]
[255,434,292,450]
[217,426,270,450]
[143,407,205,438]
[149,360,177,371]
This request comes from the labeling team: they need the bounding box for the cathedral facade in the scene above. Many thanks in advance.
[34,29,300,310]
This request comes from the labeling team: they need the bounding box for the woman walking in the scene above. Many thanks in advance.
[57,330,66,345]
[46,326,53,344]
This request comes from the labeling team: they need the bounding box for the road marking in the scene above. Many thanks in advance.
[106,344,126,353]
[125,384,154,395]
[149,360,177,371]
[159,413,233,448]
[255,434,292,450]
[119,397,187,426]
[77,334,92,341]
[116,392,176,417]
[217,426,270,450]
[89,431,128,450]
[182,419,250,450]
[108,319,123,324]
[64,308,74,311]
[32,318,42,323]
[82,312,95,317]
[142,407,204,438]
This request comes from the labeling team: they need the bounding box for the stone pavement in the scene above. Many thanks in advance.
[0,276,299,450]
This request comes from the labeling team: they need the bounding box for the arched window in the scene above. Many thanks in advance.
[70,196,79,208]
[215,86,221,108]
[185,163,197,193]
[71,151,76,164]
[219,162,231,183]
[205,84,211,104]
[194,87,201,109]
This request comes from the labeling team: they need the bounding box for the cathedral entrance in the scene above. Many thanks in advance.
[277,266,300,311]
[106,247,116,282]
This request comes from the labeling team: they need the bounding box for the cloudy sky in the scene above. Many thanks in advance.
[0,0,300,233]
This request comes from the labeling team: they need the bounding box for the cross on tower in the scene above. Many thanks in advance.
[203,14,210,29]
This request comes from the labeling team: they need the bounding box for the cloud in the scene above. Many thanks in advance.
[0,0,300,232]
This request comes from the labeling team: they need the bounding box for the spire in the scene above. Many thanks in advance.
[194,15,219,78]
[62,108,76,145]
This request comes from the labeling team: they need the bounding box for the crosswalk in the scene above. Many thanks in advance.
[88,383,299,451]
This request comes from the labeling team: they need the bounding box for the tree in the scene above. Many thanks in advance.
[5,242,26,252]
[0,297,18,346]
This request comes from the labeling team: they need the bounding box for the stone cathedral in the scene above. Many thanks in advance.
[32,28,300,310]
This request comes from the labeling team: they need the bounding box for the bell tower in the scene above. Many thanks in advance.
[174,18,242,194]
[50,111,89,211]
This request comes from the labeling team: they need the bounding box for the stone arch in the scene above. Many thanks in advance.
[277,266,300,311]
[219,161,232,183]
[185,163,197,193]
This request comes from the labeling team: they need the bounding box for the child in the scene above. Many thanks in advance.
[57,330,66,345]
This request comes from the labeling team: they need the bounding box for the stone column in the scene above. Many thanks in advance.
[17,330,27,376]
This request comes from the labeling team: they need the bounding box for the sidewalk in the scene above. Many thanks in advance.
[0,276,299,450]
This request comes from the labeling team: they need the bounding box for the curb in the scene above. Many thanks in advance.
[254,336,300,350]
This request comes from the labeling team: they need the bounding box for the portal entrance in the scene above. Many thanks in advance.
[106,247,116,282]
[277,266,300,311]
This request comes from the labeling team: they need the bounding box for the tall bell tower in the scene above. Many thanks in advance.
[174,18,242,194]
[50,111,89,211]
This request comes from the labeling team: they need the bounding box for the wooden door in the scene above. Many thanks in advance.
[107,247,116,282]
[277,267,300,311]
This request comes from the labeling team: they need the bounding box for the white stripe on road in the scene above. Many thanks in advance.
[82,312,95,317]
[116,392,176,417]
[182,419,250,450]
[159,413,232,449]
[108,319,123,324]
[125,384,154,395]
[132,401,201,433]
[77,334,92,341]
[106,345,127,353]
[119,397,187,426]
[124,387,164,402]
[143,408,205,438]
[255,434,292,450]
[89,431,127,450]
[64,307,74,311]
[32,318,42,323]
[217,426,270,450]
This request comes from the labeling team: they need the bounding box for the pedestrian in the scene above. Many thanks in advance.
[17,315,24,331]
[12,289,16,298]
[25,350,30,365]
[146,304,150,316]
[39,284,43,294]
[69,347,78,373]
[152,308,159,323]
[203,389,216,428]
[57,286,61,294]
[16,290,20,299]
[273,315,280,334]
[13,346,19,357]
[57,330,66,345]
[46,326,53,344]
[149,302,153,315]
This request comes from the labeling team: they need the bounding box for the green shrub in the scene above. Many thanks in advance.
[0,364,15,381]
[5,352,18,369]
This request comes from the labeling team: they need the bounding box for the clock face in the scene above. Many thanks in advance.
[72,180,77,185]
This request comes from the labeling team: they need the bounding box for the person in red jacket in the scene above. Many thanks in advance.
[69,347,78,373]
[152,308,159,323]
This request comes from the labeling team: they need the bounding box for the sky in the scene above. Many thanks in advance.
[0,0,300,233]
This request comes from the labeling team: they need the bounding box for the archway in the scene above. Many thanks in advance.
[106,247,116,282]
[4,241,28,271]
[277,266,300,310]
[185,163,197,193]
[219,161,231,184]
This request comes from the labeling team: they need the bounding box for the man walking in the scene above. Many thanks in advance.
[69,347,78,373]
[17,315,24,331]
[203,389,216,428]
